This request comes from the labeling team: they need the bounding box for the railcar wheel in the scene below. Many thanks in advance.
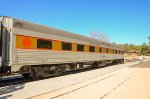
[31,69,38,79]
[22,73,30,78]
[92,62,99,67]
[112,60,118,65]
[42,69,49,78]
[55,68,63,76]
[120,60,124,64]
[63,68,66,73]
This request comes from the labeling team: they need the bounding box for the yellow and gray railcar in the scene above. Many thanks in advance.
[0,16,124,78]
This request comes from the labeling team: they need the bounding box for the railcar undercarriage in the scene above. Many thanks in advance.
[19,59,124,79]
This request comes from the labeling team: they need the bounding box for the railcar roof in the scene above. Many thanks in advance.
[7,16,123,50]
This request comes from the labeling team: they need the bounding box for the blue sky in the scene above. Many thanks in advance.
[0,0,150,45]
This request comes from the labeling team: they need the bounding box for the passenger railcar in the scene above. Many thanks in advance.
[0,16,124,78]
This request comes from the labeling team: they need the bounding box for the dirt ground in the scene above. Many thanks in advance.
[124,54,150,63]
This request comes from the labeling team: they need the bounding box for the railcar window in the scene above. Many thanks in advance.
[89,46,95,52]
[99,47,102,53]
[62,42,72,51]
[77,44,84,51]
[113,49,115,54]
[37,39,52,49]
[115,50,117,54]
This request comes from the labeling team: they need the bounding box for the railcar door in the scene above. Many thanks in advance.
[0,17,13,74]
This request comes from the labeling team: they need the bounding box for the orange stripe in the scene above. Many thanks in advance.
[16,34,123,54]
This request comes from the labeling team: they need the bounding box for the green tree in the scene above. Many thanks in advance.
[141,43,149,55]
[112,42,116,44]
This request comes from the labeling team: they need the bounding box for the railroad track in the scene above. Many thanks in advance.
[0,76,31,87]
[47,74,117,99]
